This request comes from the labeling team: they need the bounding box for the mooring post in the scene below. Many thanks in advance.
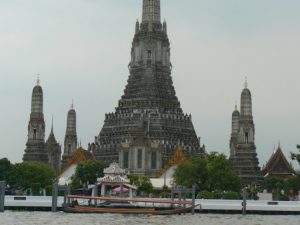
[178,186,182,202]
[192,184,196,215]
[0,181,5,213]
[94,184,98,206]
[171,189,174,208]
[63,185,69,208]
[67,185,71,205]
[242,187,247,216]
[51,182,58,212]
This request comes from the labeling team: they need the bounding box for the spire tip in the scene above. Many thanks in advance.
[36,74,40,86]
[244,76,248,88]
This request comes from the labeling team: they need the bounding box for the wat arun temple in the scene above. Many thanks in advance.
[89,0,205,176]
[22,0,266,184]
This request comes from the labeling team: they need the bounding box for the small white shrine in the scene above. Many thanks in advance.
[97,162,137,197]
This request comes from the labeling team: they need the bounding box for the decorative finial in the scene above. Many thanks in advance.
[235,101,238,111]
[37,74,40,85]
[51,114,54,133]
[71,99,74,109]
[244,76,248,88]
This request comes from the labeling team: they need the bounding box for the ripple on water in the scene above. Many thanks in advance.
[0,212,300,225]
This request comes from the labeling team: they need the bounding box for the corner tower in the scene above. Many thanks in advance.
[61,102,77,169]
[91,0,204,176]
[229,80,262,185]
[23,78,49,163]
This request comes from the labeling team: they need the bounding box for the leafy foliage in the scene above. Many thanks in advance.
[262,175,300,200]
[31,183,41,196]
[196,191,213,199]
[9,163,56,189]
[45,185,52,196]
[128,174,153,195]
[173,152,241,192]
[0,158,12,181]
[262,176,285,193]
[206,153,241,192]
[223,191,241,200]
[285,174,300,194]
[291,149,300,165]
[173,157,208,190]
[71,160,108,188]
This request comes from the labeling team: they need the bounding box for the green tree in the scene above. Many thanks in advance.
[262,176,285,193]
[9,163,56,190]
[0,158,12,181]
[291,148,300,164]
[285,174,300,196]
[128,174,153,195]
[206,153,241,192]
[173,157,208,190]
[173,153,241,192]
[72,160,107,188]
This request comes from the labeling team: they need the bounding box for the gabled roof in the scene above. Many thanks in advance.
[262,145,295,177]
[156,145,187,178]
[103,162,127,176]
[60,147,94,174]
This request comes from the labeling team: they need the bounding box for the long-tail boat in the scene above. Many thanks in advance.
[64,195,198,215]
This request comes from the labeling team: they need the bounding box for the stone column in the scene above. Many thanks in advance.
[129,188,133,198]
[101,184,106,196]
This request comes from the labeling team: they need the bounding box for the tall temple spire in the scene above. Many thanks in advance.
[92,0,204,176]
[142,0,161,24]
[229,83,262,185]
[23,79,48,163]
[61,103,78,170]
[31,78,43,114]
[240,79,252,117]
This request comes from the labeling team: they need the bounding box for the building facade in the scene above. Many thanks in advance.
[23,79,49,163]
[229,81,262,185]
[90,0,205,177]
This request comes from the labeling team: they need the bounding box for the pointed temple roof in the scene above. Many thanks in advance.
[60,147,94,173]
[156,145,187,178]
[262,145,295,179]
[47,116,58,144]
[93,0,204,170]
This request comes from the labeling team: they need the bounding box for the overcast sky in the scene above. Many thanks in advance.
[0,0,300,169]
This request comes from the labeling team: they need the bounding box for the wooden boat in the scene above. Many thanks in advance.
[64,195,197,215]
[64,205,196,215]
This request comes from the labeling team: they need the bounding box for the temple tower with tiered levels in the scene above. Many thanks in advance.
[23,79,49,163]
[61,103,77,169]
[229,81,262,185]
[91,0,205,176]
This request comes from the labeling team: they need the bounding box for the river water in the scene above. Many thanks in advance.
[0,212,299,225]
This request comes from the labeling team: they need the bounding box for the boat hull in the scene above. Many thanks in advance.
[64,205,195,215]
